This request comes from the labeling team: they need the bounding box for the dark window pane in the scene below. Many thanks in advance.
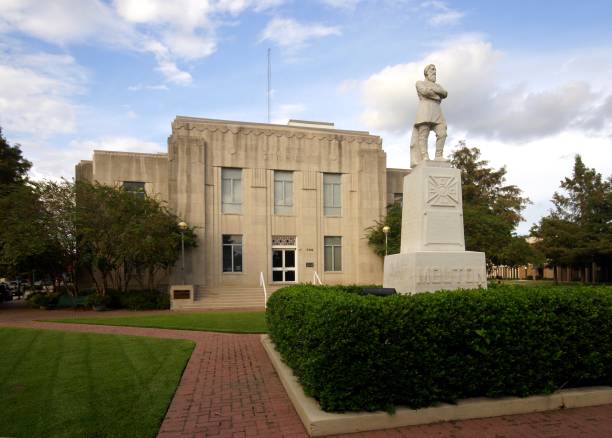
[272,271,283,281]
[285,270,295,282]
[223,245,232,272]
[272,250,283,268]
[285,250,295,268]
[233,246,242,272]
[324,246,333,271]
[334,246,342,271]
[223,235,242,245]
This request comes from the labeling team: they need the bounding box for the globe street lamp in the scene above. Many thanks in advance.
[382,225,390,256]
[178,221,188,284]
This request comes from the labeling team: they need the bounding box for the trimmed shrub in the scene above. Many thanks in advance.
[266,284,612,412]
[106,289,170,310]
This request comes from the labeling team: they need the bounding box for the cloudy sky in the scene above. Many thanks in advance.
[1,0,611,233]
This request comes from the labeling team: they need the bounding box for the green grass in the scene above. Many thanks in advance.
[0,327,194,438]
[49,311,268,333]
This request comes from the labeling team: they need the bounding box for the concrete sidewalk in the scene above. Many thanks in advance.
[1,302,611,437]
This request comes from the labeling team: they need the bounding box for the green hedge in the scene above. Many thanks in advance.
[266,284,612,412]
[27,289,170,310]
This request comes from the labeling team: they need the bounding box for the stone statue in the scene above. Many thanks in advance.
[409,64,448,167]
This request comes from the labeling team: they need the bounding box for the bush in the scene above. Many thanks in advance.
[266,284,612,412]
[26,292,59,308]
[106,289,170,310]
[87,294,111,308]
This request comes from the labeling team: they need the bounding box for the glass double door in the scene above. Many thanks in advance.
[272,248,296,282]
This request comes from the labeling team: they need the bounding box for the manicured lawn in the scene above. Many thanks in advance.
[0,327,194,438]
[49,311,268,333]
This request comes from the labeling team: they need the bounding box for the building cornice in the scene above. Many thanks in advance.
[172,116,381,144]
[93,150,168,159]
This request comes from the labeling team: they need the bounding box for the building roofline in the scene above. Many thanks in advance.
[93,150,168,158]
[173,115,375,137]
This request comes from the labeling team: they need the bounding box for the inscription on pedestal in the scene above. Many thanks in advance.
[416,266,484,286]
[425,211,463,246]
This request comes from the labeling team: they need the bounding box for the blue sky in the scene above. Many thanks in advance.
[1,0,611,234]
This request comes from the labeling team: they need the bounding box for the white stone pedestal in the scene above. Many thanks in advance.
[383,160,486,294]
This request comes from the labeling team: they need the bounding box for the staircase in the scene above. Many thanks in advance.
[173,286,283,310]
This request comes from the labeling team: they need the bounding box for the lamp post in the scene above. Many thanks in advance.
[178,221,188,284]
[382,225,390,256]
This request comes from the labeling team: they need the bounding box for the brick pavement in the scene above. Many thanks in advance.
[2,302,611,437]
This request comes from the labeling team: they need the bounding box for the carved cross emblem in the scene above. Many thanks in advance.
[427,176,459,206]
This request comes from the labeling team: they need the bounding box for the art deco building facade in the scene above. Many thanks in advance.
[76,117,408,308]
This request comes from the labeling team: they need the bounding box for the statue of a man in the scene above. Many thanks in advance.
[409,64,448,167]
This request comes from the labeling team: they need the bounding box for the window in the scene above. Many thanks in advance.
[221,168,242,213]
[323,173,341,216]
[222,235,243,272]
[324,236,342,271]
[393,192,403,205]
[123,181,145,199]
[274,170,293,215]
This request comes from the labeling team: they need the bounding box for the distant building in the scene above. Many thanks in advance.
[76,117,408,308]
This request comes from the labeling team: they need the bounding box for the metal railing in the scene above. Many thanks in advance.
[259,272,268,308]
[313,271,323,285]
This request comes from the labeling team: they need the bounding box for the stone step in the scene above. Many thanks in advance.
[172,285,286,310]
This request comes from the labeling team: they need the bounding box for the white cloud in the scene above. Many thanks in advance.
[128,83,169,91]
[271,103,306,124]
[0,0,134,46]
[359,36,612,141]
[0,0,285,85]
[422,1,465,27]
[320,0,361,9]
[0,50,86,137]
[260,17,341,50]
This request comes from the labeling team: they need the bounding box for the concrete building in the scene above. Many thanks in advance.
[76,116,408,308]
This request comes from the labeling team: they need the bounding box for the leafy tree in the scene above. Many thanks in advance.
[0,185,60,277]
[367,142,533,269]
[0,180,78,289]
[532,155,612,282]
[365,202,402,257]
[76,182,196,295]
[498,235,545,268]
[451,142,531,267]
[0,128,31,188]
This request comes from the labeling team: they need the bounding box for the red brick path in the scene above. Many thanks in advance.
[2,302,611,437]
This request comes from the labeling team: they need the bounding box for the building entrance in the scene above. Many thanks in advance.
[272,236,297,283]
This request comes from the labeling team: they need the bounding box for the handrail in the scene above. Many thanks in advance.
[259,272,268,308]
[313,271,323,285]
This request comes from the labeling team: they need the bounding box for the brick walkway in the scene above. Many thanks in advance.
[1,302,611,437]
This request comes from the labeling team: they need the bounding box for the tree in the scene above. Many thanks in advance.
[0,180,79,288]
[0,128,31,188]
[532,155,612,282]
[366,142,533,269]
[0,184,60,277]
[365,202,402,257]
[76,181,196,295]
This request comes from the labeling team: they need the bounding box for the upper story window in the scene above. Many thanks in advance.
[123,181,145,199]
[393,192,403,205]
[323,173,341,216]
[274,170,293,215]
[221,168,242,214]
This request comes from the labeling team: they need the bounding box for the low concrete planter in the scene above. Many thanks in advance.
[261,335,612,437]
